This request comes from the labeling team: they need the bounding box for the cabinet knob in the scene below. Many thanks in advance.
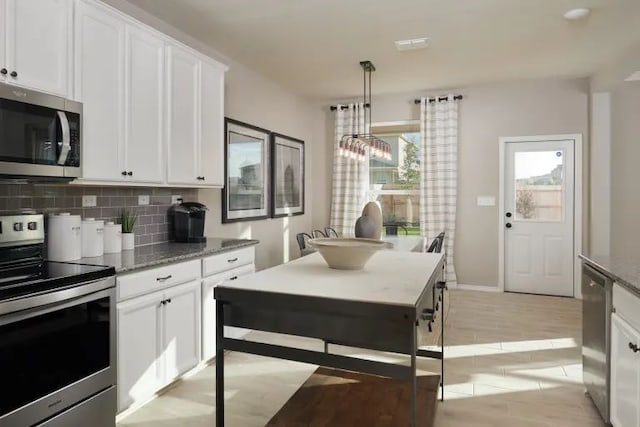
[121,171,127,176]
[166,298,172,304]
[629,342,640,353]
[0,68,6,75]
[127,171,133,176]
[10,71,17,78]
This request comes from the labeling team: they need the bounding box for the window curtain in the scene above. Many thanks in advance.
[419,96,459,285]
[330,103,370,237]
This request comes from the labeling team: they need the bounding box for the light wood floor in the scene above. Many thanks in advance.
[117,290,606,427]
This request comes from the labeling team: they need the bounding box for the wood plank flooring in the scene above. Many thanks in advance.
[117,289,606,427]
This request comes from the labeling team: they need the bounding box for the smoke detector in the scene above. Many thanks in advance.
[395,37,429,51]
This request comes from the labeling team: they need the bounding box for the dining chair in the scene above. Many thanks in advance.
[296,232,313,250]
[324,227,339,238]
[426,231,445,253]
[311,229,327,238]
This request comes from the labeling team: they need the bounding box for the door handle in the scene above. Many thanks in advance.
[505,223,512,229]
[56,111,71,165]
[629,342,640,353]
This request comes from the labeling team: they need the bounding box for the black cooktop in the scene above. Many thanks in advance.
[0,260,115,302]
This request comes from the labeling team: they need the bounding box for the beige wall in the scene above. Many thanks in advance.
[318,78,590,286]
[104,0,321,270]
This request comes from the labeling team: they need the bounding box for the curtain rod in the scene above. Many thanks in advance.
[330,103,370,111]
[414,95,463,104]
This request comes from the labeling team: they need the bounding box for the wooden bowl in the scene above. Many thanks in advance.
[307,238,393,270]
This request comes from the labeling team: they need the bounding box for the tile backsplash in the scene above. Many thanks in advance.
[0,184,198,247]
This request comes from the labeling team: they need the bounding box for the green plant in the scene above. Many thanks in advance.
[120,208,138,233]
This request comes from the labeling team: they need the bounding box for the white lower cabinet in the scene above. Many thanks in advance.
[611,312,640,427]
[202,263,255,361]
[117,280,201,412]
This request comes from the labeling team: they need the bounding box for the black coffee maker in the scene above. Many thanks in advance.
[173,202,208,243]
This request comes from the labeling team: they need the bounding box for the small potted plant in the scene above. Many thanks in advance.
[384,212,398,236]
[120,208,137,250]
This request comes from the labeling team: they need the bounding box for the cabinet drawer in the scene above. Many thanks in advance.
[117,259,200,301]
[202,247,255,277]
[613,283,640,332]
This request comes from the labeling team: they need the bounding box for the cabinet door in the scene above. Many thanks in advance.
[0,0,5,84]
[166,44,199,185]
[117,291,164,412]
[199,59,225,187]
[202,264,255,361]
[75,0,125,181]
[124,25,164,183]
[5,0,71,96]
[163,280,201,381]
[611,313,640,427]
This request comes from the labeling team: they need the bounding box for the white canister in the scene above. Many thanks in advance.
[104,221,122,254]
[48,213,82,261]
[82,218,104,258]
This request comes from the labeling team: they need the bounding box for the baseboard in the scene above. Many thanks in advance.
[455,283,502,292]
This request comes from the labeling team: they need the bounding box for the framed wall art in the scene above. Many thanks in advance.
[222,118,271,223]
[270,133,305,218]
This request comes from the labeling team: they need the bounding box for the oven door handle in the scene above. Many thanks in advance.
[0,276,115,318]
[56,111,71,165]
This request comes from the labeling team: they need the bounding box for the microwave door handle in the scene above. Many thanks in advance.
[56,111,71,165]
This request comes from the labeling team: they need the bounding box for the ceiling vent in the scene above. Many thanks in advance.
[395,37,429,51]
[625,71,640,82]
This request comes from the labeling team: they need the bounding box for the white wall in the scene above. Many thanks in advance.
[589,92,611,256]
[317,78,590,286]
[104,0,321,270]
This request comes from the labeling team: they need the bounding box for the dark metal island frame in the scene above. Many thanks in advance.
[214,251,446,427]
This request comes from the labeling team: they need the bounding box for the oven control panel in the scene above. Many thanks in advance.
[0,214,44,246]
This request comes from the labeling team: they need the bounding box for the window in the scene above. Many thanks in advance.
[368,126,421,236]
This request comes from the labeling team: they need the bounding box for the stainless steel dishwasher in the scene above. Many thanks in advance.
[582,263,612,424]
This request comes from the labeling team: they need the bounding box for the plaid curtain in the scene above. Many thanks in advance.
[420,96,459,285]
[329,103,369,237]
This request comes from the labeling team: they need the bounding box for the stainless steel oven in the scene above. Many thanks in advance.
[0,212,115,427]
[0,277,116,427]
[0,83,81,180]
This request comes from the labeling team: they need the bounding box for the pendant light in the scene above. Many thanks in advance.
[339,61,392,161]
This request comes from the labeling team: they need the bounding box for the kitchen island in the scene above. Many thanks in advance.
[214,251,445,427]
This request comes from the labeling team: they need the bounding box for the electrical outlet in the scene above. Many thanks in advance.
[82,195,97,207]
[171,195,182,204]
[138,195,150,205]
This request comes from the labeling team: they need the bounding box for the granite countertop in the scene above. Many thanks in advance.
[79,238,259,274]
[580,254,640,296]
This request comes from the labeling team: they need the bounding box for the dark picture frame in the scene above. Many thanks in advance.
[270,133,305,218]
[222,118,271,223]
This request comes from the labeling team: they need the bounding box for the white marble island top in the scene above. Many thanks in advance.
[219,251,444,307]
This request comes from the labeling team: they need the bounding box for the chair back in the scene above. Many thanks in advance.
[296,232,313,250]
[324,227,339,238]
[426,231,446,253]
[312,229,327,238]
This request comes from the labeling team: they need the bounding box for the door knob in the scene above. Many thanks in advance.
[506,223,512,229]
[506,212,512,218]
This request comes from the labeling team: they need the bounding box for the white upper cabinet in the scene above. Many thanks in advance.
[166,43,200,185]
[3,0,71,96]
[124,25,164,183]
[199,58,225,187]
[75,0,125,182]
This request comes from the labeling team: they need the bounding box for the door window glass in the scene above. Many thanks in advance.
[514,150,564,221]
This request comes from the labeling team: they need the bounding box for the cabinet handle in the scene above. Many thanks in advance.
[166,298,172,304]
[229,276,238,281]
[156,274,172,282]
[160,300,167,306]
[227,257,238,263]
[0,68,6,75]
[10,71,17,78]
[629,342,640,353]
[121,171,127,176]
[127,171,133,176]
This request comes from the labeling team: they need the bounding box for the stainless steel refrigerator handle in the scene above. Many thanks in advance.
[56,111,71,165]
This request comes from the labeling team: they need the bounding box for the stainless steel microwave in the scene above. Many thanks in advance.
[0,84,81,181]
